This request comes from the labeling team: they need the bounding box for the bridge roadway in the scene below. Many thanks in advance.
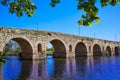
[0,27,119,59]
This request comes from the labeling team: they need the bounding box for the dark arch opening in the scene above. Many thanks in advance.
[75,42,87,57]
[4,38,33,60]
[89,46,91,52]
[115,47,119,55]
[38,43,42,53]
[93,44,102,56]
[103,46,104,51]
[69,45,72,52]
[106,46,111,55]
[49,39,66,58]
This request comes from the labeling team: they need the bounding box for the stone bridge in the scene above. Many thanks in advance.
[0,27,120,60]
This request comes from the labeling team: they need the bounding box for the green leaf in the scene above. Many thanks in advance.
[50,0,60,7]
[96,18,100,24]
[77,20,83,26]
[89,23,92,26]
[1,0,8,6]
[50,1,55,7]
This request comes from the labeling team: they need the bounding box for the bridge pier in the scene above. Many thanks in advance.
[33,51,46,60]
[87,52,93,56]
[111,51,115,56]
[66,52,75,58]
[33,54,40,60]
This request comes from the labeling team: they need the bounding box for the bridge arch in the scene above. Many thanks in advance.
[69,45,72,52]
[106,46,111,55]
[3,37,33,60]
[75,42,87,57]
[93,44,102,56]
[47,39,66,58]
[115,47,119,55]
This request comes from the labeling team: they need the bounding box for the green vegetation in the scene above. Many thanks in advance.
[51,0,120,26]
[46,47,54,55]
[102,50,109,56]
[1,0,36,17]
[0,52,6,63]
[1,0,120,26]
[0,40,21,63]
[3,40,21,56]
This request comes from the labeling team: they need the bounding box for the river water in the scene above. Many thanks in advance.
[0,56,120,80]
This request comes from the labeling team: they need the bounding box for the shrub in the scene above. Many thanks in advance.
[0,52,6,63]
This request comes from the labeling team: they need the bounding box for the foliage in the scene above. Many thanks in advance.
[46,47,54,55]
[51,0,120,26]
[1,0,120,26]
[102,50,109,56]
[0,52,6,63]
[50,0,60,7]
[3,40,21,55]
[0,40,21,63]
[14,47,21,55]
[1,0,37,17]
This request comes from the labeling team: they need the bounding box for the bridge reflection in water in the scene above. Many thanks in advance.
[0,55,120,80]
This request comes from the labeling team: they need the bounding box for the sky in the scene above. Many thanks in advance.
[0,0,120,41]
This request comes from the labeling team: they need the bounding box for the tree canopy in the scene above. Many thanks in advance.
[1,0,120,26]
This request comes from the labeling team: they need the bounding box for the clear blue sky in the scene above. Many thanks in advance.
[0,0,120,41]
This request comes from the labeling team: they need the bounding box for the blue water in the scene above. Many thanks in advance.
[0,56,120,80]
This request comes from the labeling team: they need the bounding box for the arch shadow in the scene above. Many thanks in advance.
[106,46,111,55]
[75,42,87,57]
[93,44,102,56]
[49,39,66,58]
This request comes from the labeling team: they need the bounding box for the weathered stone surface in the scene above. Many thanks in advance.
[0,27,120,59]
